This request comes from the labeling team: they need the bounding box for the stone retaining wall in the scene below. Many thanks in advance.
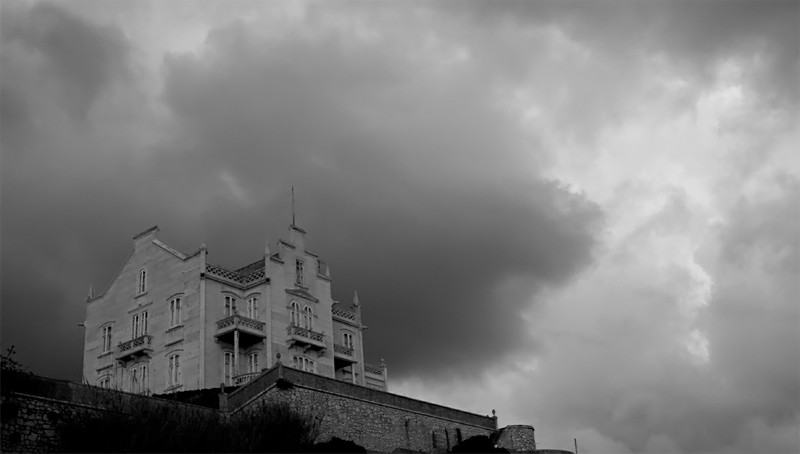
[235,365,497,452]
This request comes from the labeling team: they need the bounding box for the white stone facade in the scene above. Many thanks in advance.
[82,224,387,395]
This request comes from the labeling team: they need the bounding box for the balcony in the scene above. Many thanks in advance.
[332,307,357,323]
[233,372,260,386]
[116,335,153,362]
[286,325,326,351]
[215,315,266,347]
[333,344,357,364]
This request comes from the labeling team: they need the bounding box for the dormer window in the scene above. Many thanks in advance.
[137,268,147,294]
[295,259,305,286]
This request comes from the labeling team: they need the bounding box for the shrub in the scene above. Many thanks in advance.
[311,436,367,453]
[451,435,509,453]
[58,389,318,453]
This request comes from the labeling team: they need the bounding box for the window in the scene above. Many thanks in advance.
[101,325,113,352]
[167,354,181,387]
[292,356,315,373]
[224,296,236,317]
[223,351,234,385]
[169,297,182,327]
[130,364,148,394]
[247,352,259,373]
[98,376,111,389]
[295,259,305,286]
[138,268,147,294]
[290,301,301,326]
[343,332,354,350]
[131,311,148,339]
[302,306,313,330]
[246,297,258,320]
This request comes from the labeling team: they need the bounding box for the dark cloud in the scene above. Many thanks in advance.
[156,19,602,377]
[0,4,601,380]
[0,1,130,121]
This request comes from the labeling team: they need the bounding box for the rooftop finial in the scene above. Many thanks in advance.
[291,186,296,226]
[264,237,271,257]
[353,290,360,306]
[87,285,93,300]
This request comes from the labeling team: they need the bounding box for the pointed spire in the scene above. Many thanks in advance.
[87,285,93,300]
[264,237,271,257]
[353,290,360,306]
[291,186,296,226]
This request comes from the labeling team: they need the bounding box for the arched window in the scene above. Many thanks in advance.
[302,306,313,330]
[290,301,300,326]
[137,268,147,294]
[98,375,112,389]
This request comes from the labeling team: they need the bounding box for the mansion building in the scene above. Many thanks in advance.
[82,224,388,395]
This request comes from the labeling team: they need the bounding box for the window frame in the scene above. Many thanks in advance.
[167,353,182,388]
[101,324,113,353]
[247,352,259,374]
[224,295,236,318]
[343,331,354,350]
[290,301,301,326]
[169,296,182,327]
[137,268,148,295]
[98,375,111,389]
[223,351,234,385]
[246,296,258,320]
[131,311,149,339]
[292,355,316,373]
[130,363,148,394]
[295,259,305,286]
[302,306,313,330]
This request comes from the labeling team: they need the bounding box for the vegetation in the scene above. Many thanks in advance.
[58,390,320,453]
[451,435,509,453]
[0,345,28,373]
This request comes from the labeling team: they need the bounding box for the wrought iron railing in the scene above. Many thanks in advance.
[364,363,383,375]
[286,325,324,343]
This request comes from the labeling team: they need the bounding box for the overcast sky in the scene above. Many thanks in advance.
[1,1,798,452]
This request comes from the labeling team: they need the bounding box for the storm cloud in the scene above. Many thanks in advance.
[1,1,797,452]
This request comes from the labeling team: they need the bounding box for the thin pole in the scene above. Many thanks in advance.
[291,186,296,225]
[574,438,578,454]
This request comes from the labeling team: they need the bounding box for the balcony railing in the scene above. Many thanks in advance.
[116,335,153,361]
[286,325,326,350]
[233,372,260,386]
[215,315,266,346]
[364,363,383,375]
[334,344,354,356]
[332,307,357,322]
[334,344,356,363]
[216,314,265,333]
